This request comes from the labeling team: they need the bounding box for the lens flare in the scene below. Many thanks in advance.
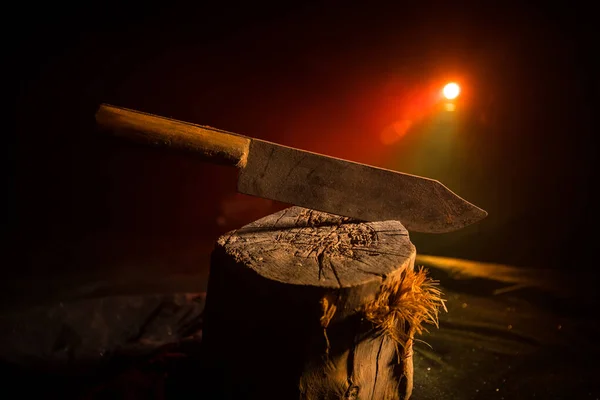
[444,103,456,112]
[443,83,460,100]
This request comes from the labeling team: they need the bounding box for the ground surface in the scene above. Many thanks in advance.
[1,254,598,399]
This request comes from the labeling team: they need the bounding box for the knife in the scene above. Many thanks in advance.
[96,104,487,233]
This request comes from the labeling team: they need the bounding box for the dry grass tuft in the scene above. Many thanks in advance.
[364,266,447,348]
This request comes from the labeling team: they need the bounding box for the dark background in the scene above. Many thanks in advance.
[6,2,598,303]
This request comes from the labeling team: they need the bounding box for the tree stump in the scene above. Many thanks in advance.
[201,207,443,399]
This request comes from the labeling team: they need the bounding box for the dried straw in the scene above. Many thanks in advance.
[364,266,447,348]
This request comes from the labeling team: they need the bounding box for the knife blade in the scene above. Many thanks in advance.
[96,104,487,233]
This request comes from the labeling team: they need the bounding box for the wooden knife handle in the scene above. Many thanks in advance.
[96,104,250,168]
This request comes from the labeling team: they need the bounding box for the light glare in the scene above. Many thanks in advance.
[443,83,460,100]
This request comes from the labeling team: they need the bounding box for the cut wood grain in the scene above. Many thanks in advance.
[201,206,419,399]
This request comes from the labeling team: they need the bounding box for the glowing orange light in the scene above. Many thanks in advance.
[442,83,460,100]
[444,103,456,112]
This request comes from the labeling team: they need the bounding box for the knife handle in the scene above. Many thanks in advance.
[96,104,250,168]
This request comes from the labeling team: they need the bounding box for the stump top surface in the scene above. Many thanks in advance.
[217,207,415,288]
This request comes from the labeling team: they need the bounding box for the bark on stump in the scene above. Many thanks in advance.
[201,206,421,400]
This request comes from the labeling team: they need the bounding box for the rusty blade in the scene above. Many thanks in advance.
[238,139,487,233]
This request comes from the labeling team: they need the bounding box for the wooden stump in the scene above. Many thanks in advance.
[201,206,427,400]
